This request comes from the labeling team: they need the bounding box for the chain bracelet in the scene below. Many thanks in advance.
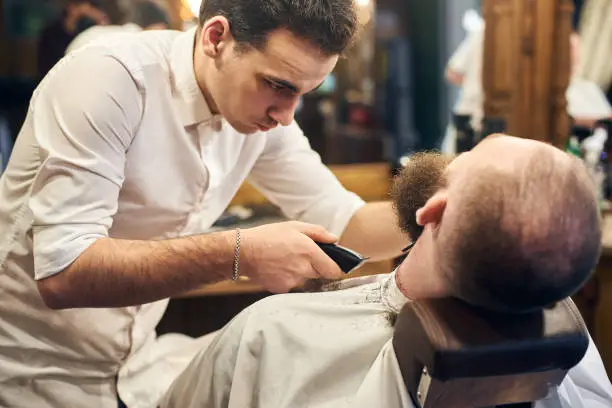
[232,229,241,281]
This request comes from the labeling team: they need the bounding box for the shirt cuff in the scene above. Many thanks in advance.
[33,225,106,280]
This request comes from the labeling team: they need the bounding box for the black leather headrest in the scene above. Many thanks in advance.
[392,297,589,408]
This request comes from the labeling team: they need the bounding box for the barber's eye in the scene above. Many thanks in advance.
[265,80,284,91]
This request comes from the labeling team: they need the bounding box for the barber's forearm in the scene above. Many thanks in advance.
[36,232,235,309]
[339,202,408,261]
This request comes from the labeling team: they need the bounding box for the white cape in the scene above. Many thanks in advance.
[159,273,612,408]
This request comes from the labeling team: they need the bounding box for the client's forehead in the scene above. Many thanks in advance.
[476,134,533,154]
[445,135,556,182]
[468,135,554,165]
[475,134,554,155]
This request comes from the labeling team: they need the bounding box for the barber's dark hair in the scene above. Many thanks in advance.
[132,1,169,28]
[440,152,601,313]
[199,0,358,55]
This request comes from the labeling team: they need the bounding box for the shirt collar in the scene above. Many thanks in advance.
[170,28,213,126]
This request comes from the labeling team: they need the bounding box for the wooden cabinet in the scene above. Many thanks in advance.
[482,0,574,147]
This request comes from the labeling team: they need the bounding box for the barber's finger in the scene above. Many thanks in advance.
[309,248,343,279]
[294,222,339,244]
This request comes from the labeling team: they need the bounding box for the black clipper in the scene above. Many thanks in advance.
[315,242,368,274]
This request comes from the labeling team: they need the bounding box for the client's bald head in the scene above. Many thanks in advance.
[392,135,602,313]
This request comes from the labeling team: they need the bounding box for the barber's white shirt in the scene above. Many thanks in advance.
[160,272,612,408]
[0,28,365,408]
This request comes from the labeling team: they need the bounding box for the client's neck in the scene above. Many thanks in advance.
[395,239,449,300]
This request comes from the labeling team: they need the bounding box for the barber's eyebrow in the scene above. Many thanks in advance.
[267,76,299,93]
[266,76,325,94]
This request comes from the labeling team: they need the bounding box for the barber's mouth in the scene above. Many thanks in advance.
[257,123,276,132]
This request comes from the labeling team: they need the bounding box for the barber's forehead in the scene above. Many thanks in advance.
[262,30,338,87]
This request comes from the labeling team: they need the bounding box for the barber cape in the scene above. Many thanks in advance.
[160,272,612,408]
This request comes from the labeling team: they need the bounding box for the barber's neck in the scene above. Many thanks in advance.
[395,231,450,300]
[193,37,221,115]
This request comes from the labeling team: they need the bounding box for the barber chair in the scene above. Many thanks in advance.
[393,297,588,408]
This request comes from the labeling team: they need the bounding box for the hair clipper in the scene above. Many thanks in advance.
[315,242,368,274]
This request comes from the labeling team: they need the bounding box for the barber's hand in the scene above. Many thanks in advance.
[240,221,344,293]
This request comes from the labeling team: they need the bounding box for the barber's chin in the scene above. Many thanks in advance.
[226,120,259,135]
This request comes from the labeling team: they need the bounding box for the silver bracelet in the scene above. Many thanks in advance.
[232,229,241,281]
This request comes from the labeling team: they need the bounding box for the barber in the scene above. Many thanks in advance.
[0,0,407,406]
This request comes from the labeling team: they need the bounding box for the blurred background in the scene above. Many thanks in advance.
[1,1,607,169]
[3,0,595,172]
[5,0,612,378]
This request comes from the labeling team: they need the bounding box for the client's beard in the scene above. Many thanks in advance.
[298,152,450,294]
[390,152,451,241]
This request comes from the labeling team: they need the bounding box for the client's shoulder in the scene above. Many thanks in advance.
[237,274,392,331]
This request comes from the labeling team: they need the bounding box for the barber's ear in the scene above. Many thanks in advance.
[416,191,448,226]
[200,16,233,58]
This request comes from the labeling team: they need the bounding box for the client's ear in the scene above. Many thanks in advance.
[416,192,447,226]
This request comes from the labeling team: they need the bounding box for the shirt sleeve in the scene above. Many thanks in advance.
[29,50,143,280]
[247,122,366,237]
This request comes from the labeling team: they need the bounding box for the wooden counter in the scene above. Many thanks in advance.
[229,162,393,207]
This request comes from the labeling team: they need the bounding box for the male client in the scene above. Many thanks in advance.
[160,135,612,408]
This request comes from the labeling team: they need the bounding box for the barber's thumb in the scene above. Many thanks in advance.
[299,223,339,243]
[310,252,343,279]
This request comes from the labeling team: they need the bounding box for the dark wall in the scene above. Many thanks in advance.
[573,0,584,30]
[405,0,444,150]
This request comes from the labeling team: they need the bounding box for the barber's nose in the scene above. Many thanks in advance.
[268,97,300,127]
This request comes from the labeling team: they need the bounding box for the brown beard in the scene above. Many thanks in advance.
[298,152,450,294]
[390,152,451,241]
